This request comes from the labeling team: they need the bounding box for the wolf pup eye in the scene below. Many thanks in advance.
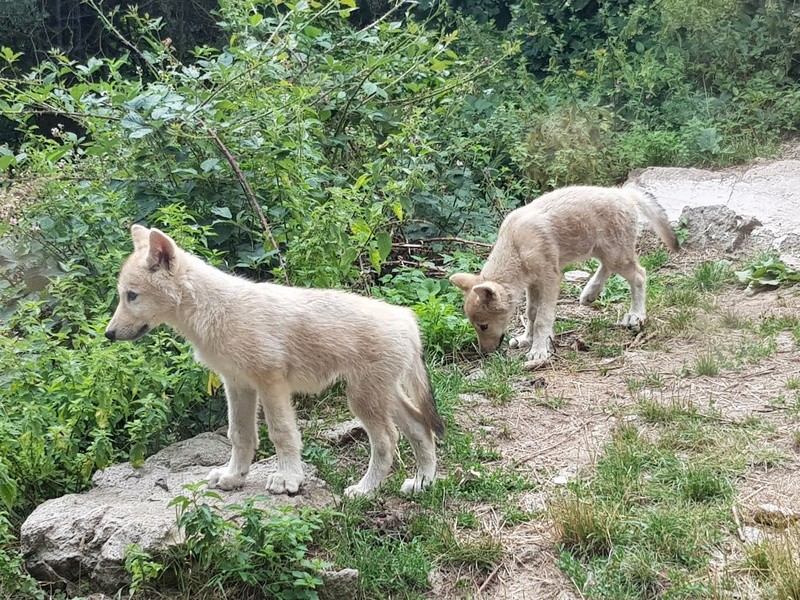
[479,324,489,331]
[127,291,138,302]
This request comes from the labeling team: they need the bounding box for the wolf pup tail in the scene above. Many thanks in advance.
[408,349,445,439]
[630,189,680,252]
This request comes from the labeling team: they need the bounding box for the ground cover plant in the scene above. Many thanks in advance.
[2,0,800,597]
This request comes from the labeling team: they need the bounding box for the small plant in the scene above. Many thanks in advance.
[691,260,732,292]
[693,350,723,376]
[374,266,476,360]
[124,544,165,595]
[627,370,665,393]
[792,429,800,449]
[532,392,568,410]
[746,528,800,599]
[144,483,333,598]
[463,354,524,404]
[550,487,616,557]
[735,253,800,293]
[719,309,751,330]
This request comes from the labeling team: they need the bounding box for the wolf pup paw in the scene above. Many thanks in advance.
[266,471,304,495]
[620,312,645,331]
[509,336,532,350]
[207,468,245,490]
[399,475,434,495]
[343,482,380,498]
[524,346,552,370]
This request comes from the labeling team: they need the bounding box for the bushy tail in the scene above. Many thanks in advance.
[407,349,445,438]
[629,189,680,252]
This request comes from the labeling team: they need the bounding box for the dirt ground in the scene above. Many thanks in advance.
[447,251,800,599]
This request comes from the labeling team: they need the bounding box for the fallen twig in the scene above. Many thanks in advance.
[393,236,493,249]
[476,561,504,596]
[732,504,746,543]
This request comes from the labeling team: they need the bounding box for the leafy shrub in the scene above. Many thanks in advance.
[373,261,477,360]
[127,483,331,598]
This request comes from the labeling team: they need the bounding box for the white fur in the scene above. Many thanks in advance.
[450,186,679,369]
[106,226,443,497]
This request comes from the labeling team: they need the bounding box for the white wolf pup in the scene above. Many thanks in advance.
[450,186,679,369]
[106,225,443,497]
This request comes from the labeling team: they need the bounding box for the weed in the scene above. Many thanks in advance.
[731,336,777,367]
[793,430,800,449]
[463,354,524,404]
[691,260,732,292]
[749,448,789,470]
[550,488,616,557]
[532,392,568,410]
[679,465,734,503]
[641,248,671,272]
[760,314,800,336]
[666,306,699,335]
[693,350,723,376]
[746,528,800,599]
[719,309,751,330]
[627,370,665,393]
[736,253,800,293]
[786,378,800,391]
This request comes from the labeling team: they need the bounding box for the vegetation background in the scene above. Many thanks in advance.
[1,0,800,597]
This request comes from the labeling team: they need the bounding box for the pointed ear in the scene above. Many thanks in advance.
[131,224,150,252]
[472,282,496,304]
[449,273,480,293]
[148,228,177,271]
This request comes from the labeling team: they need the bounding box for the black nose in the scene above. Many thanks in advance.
[105,329,116,341]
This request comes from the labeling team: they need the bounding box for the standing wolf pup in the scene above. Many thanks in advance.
[106,225,443,497]
[450,186,679,369]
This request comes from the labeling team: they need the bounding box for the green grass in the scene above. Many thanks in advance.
[550,403,765,599]
[693,350,724,376]
[463,354,524,404]
[691,260,733,292]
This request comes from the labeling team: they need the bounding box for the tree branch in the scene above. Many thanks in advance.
[198,118,289,284]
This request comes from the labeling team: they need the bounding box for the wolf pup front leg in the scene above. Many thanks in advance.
[207,380,259,490]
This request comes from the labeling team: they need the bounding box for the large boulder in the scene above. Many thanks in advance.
[20,432,336,593]
[628,160,800,241]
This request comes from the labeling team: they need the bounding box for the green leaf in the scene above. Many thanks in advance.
[350,220,371,237]
[369,248,381,271]
[211,206,232,219]
[376,231,392,261]
[200,158,221,172]
[128,128,154,139]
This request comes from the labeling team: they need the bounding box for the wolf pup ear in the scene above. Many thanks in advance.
[449,273,479,292]
[148,228,177,271]
[130,224,150,252]
[472,282,509,312]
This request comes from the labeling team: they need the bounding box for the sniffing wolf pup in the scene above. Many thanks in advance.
[450,186,679,369]
[106,225,443,497]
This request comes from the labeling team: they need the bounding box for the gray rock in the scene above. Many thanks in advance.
[319,419,366,445]
[318,568,360,600]
[678,204,762,251]
[21,432,335,592]
[563,270,591,283]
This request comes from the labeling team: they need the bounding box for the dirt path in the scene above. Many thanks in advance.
[461,275,800,599]
[455,152,800,599]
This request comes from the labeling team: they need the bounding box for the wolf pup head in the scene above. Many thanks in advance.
[449,273,513,353]
[105,224,184,342]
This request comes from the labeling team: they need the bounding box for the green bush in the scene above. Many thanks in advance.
[125,483,331,597]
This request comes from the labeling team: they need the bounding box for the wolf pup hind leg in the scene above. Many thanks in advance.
[106,224,444,497]
[450,186,679,369]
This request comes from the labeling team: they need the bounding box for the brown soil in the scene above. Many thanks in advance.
[438,251,800,599]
